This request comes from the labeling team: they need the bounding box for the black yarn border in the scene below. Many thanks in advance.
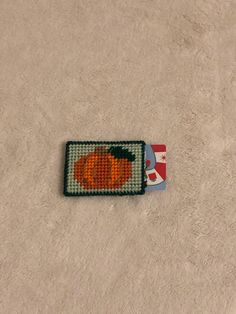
[63,140,146,197]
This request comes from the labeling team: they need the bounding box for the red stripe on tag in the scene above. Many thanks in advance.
[154,163,166,180]
[151,144,166,152]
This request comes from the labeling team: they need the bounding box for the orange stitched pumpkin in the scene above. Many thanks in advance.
[74,146,135,189]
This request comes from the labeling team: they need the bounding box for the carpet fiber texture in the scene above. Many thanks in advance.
[0,1,236,313]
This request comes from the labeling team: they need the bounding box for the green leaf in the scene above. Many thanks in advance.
[108,146,135,162]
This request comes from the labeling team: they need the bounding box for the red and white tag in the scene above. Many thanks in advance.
[145,144,166,191]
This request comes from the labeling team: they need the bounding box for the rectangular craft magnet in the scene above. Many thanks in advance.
[64,141,145,196]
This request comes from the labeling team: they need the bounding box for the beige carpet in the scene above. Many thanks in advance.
[1,1,236,313]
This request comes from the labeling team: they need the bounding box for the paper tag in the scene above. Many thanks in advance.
[145,144,166,191]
